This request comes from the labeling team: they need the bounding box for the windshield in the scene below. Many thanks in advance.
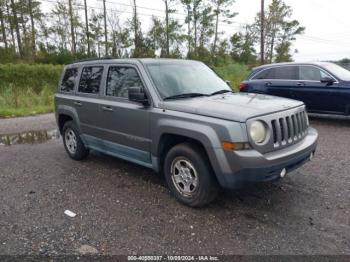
[145,61,231,99]
[323,63,350,81]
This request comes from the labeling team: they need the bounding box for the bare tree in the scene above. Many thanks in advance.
[10,0,23,56]
[0,1,8,48]
[28,0,36,56]
[5,0,15,49]
[211,0,237,54]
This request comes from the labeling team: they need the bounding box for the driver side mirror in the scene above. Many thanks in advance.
[320,76,335,84]
[128,87,149,106]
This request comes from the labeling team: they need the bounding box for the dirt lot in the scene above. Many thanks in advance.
[0,114,349,256]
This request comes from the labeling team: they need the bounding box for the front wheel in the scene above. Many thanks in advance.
[164,143,219,207]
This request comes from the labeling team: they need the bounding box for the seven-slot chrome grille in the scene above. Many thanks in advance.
[246,106,309,153]
[271,110,308,148]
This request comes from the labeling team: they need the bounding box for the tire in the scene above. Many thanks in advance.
[62,121,89,160]
[164,143,219,207]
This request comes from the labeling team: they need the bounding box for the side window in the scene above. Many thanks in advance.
[320,70,332,79]
[78,66,104,94]
[299,66,331,81]
[60,68,78,92]
[253,68,274,79]
[253,66,297,80]
[106,66,143,98]
[273,66,298,80]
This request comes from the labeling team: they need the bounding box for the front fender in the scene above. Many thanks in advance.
[152,118,232,181]
[152,118,222,152]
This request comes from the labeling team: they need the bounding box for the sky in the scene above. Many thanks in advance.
[42,0,350,62]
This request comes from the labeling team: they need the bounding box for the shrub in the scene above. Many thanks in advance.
[0,64,63,92]
[213,62,249,90]
[0,64,62,117]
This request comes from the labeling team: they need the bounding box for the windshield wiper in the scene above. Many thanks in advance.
[164,93,208,100]
[210,89,233,96]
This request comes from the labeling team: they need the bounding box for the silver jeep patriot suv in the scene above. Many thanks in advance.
[55,59,318,207]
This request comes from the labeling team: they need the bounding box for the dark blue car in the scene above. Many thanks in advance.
[240,62,350,115]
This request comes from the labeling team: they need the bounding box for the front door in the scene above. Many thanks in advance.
[96,65,152,167]
[293,65,340,113]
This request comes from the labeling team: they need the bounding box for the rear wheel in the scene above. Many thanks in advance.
[164,143,219,207]
[62,121,89,160]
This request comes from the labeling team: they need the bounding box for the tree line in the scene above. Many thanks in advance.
[0,0,305,65]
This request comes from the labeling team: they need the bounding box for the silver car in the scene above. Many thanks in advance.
[55,59,318,207]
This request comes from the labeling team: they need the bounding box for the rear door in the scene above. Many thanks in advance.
[75,65,105,138]
[251,66,298,99]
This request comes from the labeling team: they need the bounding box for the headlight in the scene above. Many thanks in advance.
[249,120,267,144]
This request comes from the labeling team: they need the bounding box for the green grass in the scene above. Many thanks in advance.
[0,64,62,118]
[0,84,55,117]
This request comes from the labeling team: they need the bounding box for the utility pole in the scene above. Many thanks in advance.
[103,0,108,56]
[133,0,139,56]
[186,4,191,54]
[260,0,264,65]
[165,0,169,56]
[84,0,90,56]
[68,0,76,56]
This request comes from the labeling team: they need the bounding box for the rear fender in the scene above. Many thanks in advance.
[56,105,81,133]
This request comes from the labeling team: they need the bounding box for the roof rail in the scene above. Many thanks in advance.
[68,56,116,64]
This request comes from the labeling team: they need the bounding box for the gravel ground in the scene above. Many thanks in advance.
[0,115,349,256]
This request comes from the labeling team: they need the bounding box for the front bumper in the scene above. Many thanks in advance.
[214,127,318,189]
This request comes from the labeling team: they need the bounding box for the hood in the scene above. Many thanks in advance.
[159,92,304,122]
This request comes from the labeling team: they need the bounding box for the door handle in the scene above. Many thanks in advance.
[101,106,113,112]
[74,101,82,107]
[265,82,272,86]
[297,82,305,86]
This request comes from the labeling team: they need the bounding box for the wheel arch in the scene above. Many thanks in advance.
[157,133,210,172]
[152,120,226,178]
[56,106,81,135]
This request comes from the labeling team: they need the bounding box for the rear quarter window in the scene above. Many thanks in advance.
[252,68,275,79]
[60,68,78,92]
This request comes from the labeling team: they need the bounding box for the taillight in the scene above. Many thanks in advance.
[239,82,247,91]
